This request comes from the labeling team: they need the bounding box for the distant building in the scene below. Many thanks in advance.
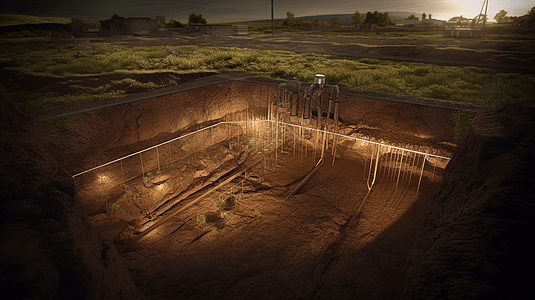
[72,22,100,38]
[99,17,157,36]
[354,23,379,30]
[232,25,249,35]
[443,27,482,38]
[423,19,446,27]
[190,24,233,36]
[401,19,445,27]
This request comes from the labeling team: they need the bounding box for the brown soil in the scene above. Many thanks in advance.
[0,85,145,299]
[2,69,534,299]
[108,143,441,300]
[1,29,534,299]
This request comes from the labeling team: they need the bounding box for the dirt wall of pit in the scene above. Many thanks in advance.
[0,86,145,299]
[38,78,457,175]
[404,105,535,299]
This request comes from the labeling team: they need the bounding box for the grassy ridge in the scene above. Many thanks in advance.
[1,43,534,110]
[0,14,72,27]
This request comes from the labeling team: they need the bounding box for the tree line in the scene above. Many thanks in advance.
[71,13,208,28]
[284,11,395,27]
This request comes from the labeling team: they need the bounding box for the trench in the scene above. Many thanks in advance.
[74,118,449,299]
[62,75,459,299]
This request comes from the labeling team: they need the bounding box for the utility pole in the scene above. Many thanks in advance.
[271,0,274,35]
[482,0,489,30]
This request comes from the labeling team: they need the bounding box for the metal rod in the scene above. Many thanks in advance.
[121,160,125,184]
[72,120,450,179]
[416,155,427,197]
[140,153,145,177]
[395,150,405,190]
[156,147,161,172]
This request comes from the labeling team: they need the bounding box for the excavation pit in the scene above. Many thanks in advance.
[56,74,458,299]
[74,120,450,299]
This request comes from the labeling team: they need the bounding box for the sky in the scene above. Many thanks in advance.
[3,0,534,23]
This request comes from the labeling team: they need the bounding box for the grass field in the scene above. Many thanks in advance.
[0,14,72,27]
[1,42,534,110]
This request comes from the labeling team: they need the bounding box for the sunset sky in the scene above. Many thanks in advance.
[3,0,534,23]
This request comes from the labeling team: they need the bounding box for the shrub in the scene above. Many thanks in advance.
[196,215,206,223]
[451,110,476,141]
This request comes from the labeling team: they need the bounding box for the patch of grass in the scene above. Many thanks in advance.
[3,43,535,109]
[10,87,125,111]
[196,215,206,224]
[451,110,476,141]
[0,14,72,27]
[39,116,72,133]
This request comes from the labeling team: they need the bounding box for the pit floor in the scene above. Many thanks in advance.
[116,149,440,300]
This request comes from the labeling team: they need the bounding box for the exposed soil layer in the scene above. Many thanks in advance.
[2,70,534,298]
[28,75,457,178]
[405,105,535,299]
[0,85,145,299]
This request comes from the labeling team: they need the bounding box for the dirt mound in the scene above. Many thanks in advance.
[0,84,145,299]
[405,105,535,299]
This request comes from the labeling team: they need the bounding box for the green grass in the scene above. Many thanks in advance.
[2,43,535,109]
[0,14,72,27]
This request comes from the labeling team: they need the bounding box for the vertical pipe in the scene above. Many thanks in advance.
[407,153,417,186]
[121,160,125,185]
[281,122,285,158]
[326,97,333,150]
[416,155,427,197]
[246,105,249,137]
[367,144,374,190]
[368,144,380,191]
[363,143,369,180]
[156,147,161,172]
[140,153,145,178]
[271,0,274,35]
[202,127,206,151]
[168,142,172,164]
[395,150,405,190]
[331,97,340,167]
[293,127,296,156]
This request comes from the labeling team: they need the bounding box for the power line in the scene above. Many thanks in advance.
[148,0,220,17]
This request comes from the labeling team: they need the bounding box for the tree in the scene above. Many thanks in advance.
[188,13,207,25]
[405,15,419,21]
[422,13,426,20]
[111,13,122,19]
[284,11,295,25]
[351,11,364,25]
[365,11,394,27]
[332,17,341,26]
[167,19,183,28]
[71,18,83,24]
[286,11,294,20]
[155,16,166,26]
[429,14,432,19]
[528,6,535,24]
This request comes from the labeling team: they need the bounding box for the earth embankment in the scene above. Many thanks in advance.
[405,104,535,299]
